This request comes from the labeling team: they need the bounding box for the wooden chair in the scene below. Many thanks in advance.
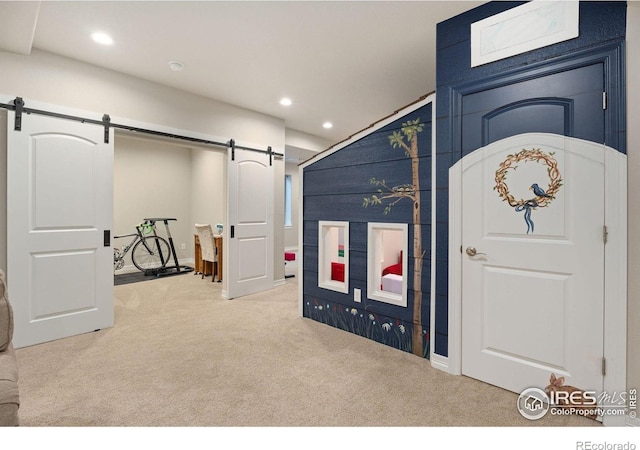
[194,224,216,282]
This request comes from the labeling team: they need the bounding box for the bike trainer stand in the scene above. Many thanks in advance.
[143,218,194,278]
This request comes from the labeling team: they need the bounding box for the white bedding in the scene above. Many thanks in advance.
[381,273,403,294]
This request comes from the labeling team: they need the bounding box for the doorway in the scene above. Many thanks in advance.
[446,49,627,426]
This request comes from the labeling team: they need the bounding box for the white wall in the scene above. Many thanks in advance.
[114,134,212,270]
[284,162,300,250]
[285,128,332,155]
[284,129,331,252]
[626,2,639,402]
[381,229,403,270]
[273,157,286,283]
[190,145,227,247]
[0,49,287,283]
[0,50,285,146]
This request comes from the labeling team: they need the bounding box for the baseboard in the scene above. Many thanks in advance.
[430,353,449,373]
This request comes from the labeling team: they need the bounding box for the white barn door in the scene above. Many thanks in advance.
[460,133,605,395]
[7,110,114,348]
[225,147,274,299]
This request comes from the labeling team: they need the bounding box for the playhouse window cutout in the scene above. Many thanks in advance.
[318,221,349,294]
[367,223,408,307]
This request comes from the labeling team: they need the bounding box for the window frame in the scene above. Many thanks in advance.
[317,220,349,294]
[367,222,408,307]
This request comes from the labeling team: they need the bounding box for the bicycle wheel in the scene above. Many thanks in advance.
[132,236,171,272]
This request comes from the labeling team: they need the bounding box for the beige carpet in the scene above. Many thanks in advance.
[13,273,598,427]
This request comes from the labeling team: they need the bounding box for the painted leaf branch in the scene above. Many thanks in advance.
[363,119,424,214]
[363,179,416,215]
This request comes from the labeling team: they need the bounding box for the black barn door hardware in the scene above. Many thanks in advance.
[1,97,283,157]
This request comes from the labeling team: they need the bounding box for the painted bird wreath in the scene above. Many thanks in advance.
[494,148,563,234]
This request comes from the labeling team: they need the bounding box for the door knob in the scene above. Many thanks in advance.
[465,246,486,257]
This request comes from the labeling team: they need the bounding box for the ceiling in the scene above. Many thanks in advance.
[0,0,485,151]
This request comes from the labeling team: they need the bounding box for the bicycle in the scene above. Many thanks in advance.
[113,220,171,274]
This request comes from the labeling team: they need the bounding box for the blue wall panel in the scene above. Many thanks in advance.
[302,102,433,358]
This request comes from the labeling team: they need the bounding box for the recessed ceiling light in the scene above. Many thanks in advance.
[169,61,184,72]
[323,122,333,129]
[91,32,113,46]
[279,97,292,106]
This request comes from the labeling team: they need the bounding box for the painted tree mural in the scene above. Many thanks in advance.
[362,118,425,357]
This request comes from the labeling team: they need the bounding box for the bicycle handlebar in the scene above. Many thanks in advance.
[139,222,155,234]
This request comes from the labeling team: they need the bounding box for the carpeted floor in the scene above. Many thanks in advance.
[13,274,599,427]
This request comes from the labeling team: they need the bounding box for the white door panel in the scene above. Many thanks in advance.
[32,134,98,227]
[237,237,268,281]
[462,133,604,394]
[226,148,274,299]
[8,111,114,348]
[238,161,268,221]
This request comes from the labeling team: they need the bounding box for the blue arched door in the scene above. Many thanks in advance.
[461,62,604,152]
[456,59,610,397]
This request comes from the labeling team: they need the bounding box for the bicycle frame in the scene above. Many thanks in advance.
[113,221,160,270]
[114,218,191,277]
[115,233,139,259]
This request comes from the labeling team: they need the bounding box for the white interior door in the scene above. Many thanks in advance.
[225,147,274,299]
[7,111,114,348]
[461,133,605,395]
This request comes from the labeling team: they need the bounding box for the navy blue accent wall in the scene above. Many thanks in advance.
[434,1,627,357]
[303,103,433,358]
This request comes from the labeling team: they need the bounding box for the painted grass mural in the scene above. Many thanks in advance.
[304,297,430,358]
